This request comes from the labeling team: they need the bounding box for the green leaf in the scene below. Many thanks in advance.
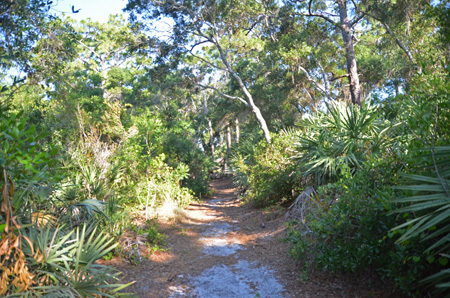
[12,127,20,138]
[439,257,448,266]
[16,156,29,165]
[2,141,9,153]
[413,256,421,263]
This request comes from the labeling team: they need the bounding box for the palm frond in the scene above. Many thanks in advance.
[293,101,396,184]
[392,146,450,291]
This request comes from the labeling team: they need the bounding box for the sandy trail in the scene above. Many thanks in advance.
[105,178,390,298]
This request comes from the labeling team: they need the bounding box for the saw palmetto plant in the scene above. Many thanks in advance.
[18,223,131,298]
[294,101,396,184]
[392,146,450,293]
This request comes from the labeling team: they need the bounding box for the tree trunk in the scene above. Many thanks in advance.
[234,78,271,143]
[216,43,272,143]
[250,103,271,143]
[337,0,362,106]
[235,118,240,144]
[226,123,232,156]
[208,118,215,159]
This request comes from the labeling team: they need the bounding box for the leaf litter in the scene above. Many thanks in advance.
[101,178,396,298]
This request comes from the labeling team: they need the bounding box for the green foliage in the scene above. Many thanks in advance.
[231,130,301,206]
[18,223,131,298]
[141,219,169,255]
[0,108,59,210]
[390,146,450,294]
[0,106,132,296]
[293,101,396,184]
[0,0,52,71]
[159,116,213,198]
[392,157,450,250]
[144,224,168,247]
[285,72,450,295]
[385,73,450,294]
[2,0,449,296]
[287,158,432,295]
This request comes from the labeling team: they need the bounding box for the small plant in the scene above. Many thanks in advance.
[129,245,142,265]
[146,242,170,255]
[103,251,115,261]
[120,220,169,259]
[285,221,313,280]
[287,157,433,295]
[293,101,397,185]
[144,219,168,246]
[177,228,188,235]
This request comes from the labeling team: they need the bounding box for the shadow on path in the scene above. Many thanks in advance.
[106,178,391,298]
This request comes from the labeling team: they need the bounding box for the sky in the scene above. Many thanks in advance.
[50,0,173,39]
[51,0,129,23]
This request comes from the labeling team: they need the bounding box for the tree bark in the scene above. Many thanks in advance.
[337,0,362,106]
[208,118,215,159]
[235,118,240,144]
[230,71,271,142]
[226,123,232,156]
[216,43,272,143]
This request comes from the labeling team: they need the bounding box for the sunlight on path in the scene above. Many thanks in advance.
[168,179,288,298]
[172,261,286,298]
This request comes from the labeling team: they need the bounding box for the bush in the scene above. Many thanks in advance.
[231,130,301,206]
[17,223,131,297]
[0,107,130,297]
[293,101,396,184]
[287,158,434,295]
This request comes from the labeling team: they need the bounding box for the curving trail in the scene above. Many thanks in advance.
[107,178,390,297]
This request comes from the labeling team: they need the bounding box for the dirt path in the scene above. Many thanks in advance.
[106,178,390,297]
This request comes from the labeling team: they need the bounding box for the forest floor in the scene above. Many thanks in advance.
[102,177,395,298]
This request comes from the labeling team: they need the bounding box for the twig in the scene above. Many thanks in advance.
[330,74,349,81]
[357,9,420,72]
[196,83,250,107]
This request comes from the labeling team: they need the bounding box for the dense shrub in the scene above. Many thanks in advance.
[293,101,396,184]
[231,130,301,206]
[0,108,129,297]
[387,74,450,295]
[287,158,435,295]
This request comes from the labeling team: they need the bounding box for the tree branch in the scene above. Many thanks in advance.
[196,83,250,107]
[358,10,421,72]
[381,20,419,70]
[244,16,263,35]
[330,74,349,81]
[295,10,342,30]
[298,65,332,100]
[311,54,331,97]
[294,0,343,31]
[77,40,100,60]
[186,45,226,71]
[350,12,366,27]
[189,39,210,52]
[350,0,366,26]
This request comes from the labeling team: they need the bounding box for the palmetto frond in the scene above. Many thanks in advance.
[21,223,131,297]
[60,199,109,228]
[294,101,395,184]
[22,225,77,271]
[392,146,450,251]
[392,146,450,291]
